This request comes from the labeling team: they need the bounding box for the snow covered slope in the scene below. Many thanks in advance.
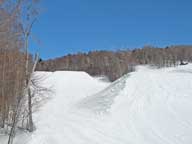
[1,64,192,144]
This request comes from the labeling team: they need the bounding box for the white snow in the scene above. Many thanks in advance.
[1,64,192,144]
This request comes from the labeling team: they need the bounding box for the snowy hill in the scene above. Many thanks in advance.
[1,64,192,144]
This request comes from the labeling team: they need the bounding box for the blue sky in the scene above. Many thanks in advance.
[31,0,192,59]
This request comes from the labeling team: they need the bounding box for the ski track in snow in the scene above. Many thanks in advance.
[1,65,192,144]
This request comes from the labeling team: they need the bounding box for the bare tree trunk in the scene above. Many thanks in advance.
[26,53,39,132]
[7,108,17,144]
[27,88,33,132]
[23,16,37,132]
[7,75,21,144]
[1,51,6,128]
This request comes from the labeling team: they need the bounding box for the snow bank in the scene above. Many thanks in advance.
[1,64,192,144]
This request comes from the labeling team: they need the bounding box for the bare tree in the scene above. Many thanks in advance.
[0,0,50,143]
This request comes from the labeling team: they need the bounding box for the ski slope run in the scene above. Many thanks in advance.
[10,65,192,143]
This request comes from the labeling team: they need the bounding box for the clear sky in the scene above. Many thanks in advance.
[31,0,192,59]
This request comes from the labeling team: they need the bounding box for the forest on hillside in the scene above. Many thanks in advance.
[37,46,192,81]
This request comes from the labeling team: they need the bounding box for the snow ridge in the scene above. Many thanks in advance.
[76,74,129,114]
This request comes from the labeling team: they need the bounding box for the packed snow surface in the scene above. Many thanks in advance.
[1,64,192,144]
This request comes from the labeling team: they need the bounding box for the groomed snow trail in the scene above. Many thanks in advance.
[2,65,192,144]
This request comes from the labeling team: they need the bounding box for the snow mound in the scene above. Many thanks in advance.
[75,64,192,144]
[1,64,192,144]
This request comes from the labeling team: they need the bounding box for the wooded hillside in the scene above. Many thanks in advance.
[37,46,192,81]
